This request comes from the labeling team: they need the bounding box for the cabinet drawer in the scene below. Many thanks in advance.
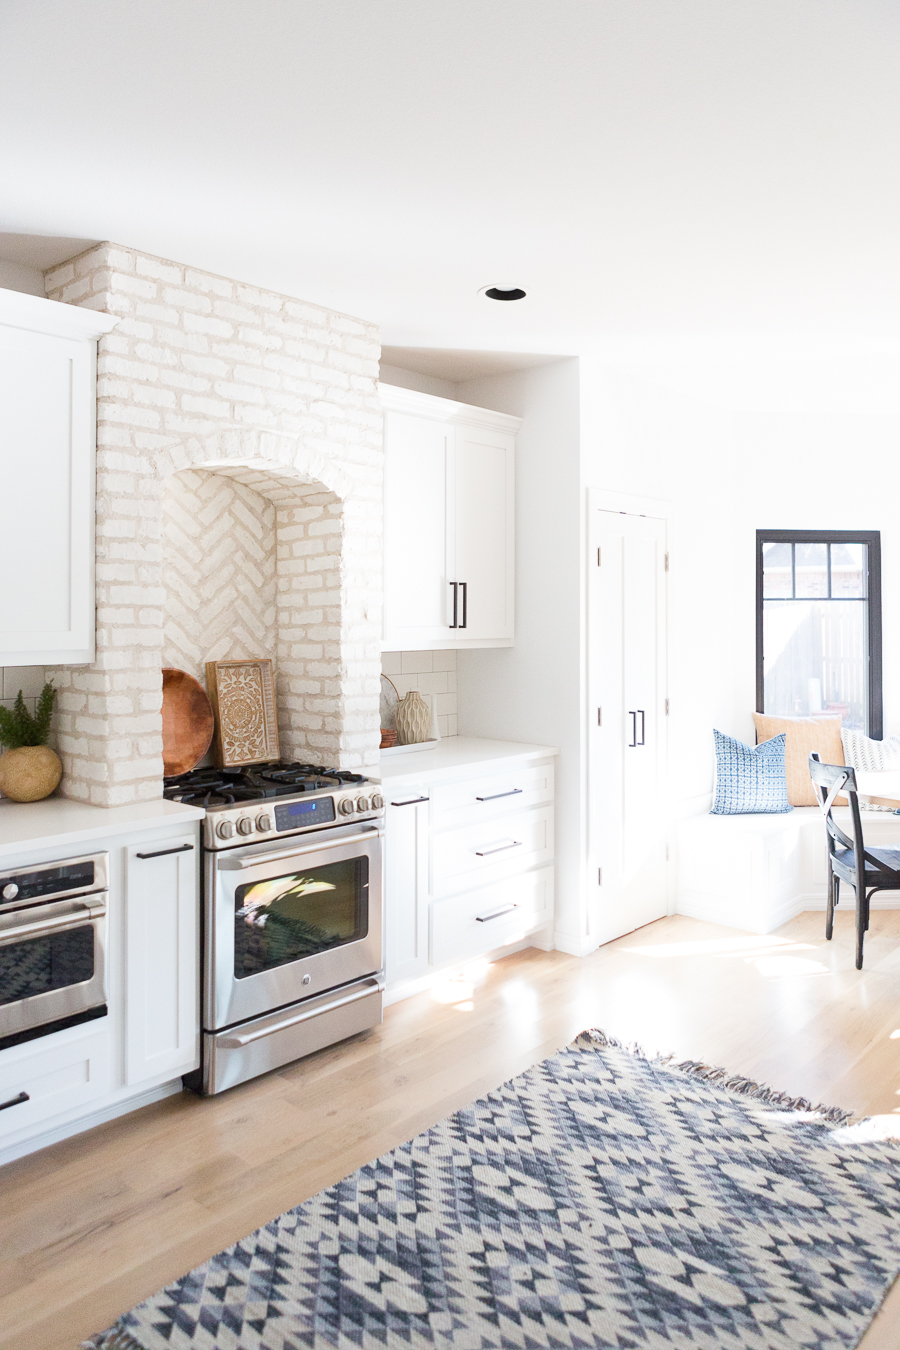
[430,805,554,896]
[429,761,553,829]
[430,867,553,966]
[0,1025,110,1140]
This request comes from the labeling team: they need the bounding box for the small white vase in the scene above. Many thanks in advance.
[395,690,431,745]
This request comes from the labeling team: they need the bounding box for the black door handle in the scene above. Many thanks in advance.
[136,843,194,860]
[0,1091,29,1112]
[628,711,637,747]
[459,581,468,629]
[449,581,458,629]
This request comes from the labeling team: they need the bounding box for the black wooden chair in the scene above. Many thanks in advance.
[809,752,900,969]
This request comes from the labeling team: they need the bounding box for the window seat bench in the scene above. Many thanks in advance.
[676,806,900,934]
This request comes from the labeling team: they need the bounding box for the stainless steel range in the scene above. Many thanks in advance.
[166,764,385,1095]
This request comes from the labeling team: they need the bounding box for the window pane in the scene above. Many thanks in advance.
[794,542,828,598]
[762,541,793,599]
[830,542,866,599]
[764,599,867,729]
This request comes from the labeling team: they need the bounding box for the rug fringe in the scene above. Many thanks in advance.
[572,1028,854,1125]
[81,1329,146,1350]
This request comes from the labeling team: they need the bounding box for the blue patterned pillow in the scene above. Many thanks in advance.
[711,729,792,815]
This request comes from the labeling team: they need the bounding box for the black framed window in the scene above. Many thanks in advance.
[756,530,882,737]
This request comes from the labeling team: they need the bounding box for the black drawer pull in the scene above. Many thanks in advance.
[476,788,523,802]
[136,844,195,860]
[0,1091,30,1112]
[476,904,518,923]
[390,796,429,808]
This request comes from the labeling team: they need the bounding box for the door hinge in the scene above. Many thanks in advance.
[597,707,602,726]
[598,867,602,886]
[664,552,669,571]
[597,546,601,566]
[665,698,669,715]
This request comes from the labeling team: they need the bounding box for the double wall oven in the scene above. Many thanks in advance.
[0,853,108,1052]
[167,764,385,1095]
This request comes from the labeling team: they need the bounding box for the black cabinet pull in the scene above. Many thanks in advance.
[460,581,468,629]
[136,843,195,860]
[638,710,645,746]
[0,1091,29,1112]
[476,788,522,802]
[628,711,637,747]
[449,581,458,629]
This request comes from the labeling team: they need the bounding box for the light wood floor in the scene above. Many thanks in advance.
[4,908,900,1350]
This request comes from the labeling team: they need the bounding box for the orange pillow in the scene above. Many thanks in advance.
[752,713,844,807]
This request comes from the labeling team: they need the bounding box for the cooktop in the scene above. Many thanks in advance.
[163,762,370,809]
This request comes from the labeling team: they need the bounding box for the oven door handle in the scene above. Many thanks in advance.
[216,979,383,1047]
[0,896,107,948]
[217,828,384,870]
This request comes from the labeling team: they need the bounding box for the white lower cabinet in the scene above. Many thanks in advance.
[430,867,553,967]
[383,750,556,1000]
[384,790,430,986]
[0,1024,110,1142]
[0,807,202,1163]
[124,833,200,1084]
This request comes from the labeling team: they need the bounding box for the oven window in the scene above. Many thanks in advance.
[234,857,368,979]
[0,927,94,1005]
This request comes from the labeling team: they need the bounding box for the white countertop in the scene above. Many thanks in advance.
[0,796,205,861]
[376,736,558,785]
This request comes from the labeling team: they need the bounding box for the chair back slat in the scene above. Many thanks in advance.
[809,752,861,857]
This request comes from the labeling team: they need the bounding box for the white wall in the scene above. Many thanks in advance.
[580,362,741,818]
[730,409,900,738]
[453,359,584,949]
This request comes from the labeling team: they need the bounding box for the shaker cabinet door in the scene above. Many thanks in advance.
[0,291,116,666]
[384,791,430,988]
[124,833,200,1085]
[380,385,519,651]
[382,410,451,650]
[449,424,515,643]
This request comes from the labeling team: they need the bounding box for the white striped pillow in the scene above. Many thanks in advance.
[840,729,900,811]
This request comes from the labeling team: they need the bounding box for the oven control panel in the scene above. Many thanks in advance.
[0,852,109,913]
[206,786,384,848]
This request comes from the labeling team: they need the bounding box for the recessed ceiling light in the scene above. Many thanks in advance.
[480,286,527,301]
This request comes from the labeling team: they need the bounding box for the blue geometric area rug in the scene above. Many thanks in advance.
[87,1030,900,1350]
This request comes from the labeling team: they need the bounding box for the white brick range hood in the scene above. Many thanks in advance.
[44,243,383,807]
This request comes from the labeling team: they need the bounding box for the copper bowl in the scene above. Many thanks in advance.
[162,668,215,776]
[380,728,398,749]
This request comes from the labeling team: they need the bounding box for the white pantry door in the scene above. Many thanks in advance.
[589,509,668,944]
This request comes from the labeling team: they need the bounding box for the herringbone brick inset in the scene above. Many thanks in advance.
[162,469,277,680]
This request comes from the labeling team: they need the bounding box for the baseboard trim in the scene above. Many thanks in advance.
[0,1079,185,1168]
[384,933,548,1009]
[553,931,600,957]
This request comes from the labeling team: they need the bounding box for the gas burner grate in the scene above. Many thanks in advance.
[163,762,373,805]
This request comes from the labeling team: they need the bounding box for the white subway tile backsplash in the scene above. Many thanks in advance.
[400,650,434,675]
[2,666,47,700]
[382,650,457,729]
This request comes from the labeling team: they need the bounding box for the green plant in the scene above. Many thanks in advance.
[0,682,56,749]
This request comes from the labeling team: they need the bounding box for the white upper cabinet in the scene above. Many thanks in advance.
[0,288,118,666]
[381,384,520,651]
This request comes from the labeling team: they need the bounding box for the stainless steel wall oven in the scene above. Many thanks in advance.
[168,764,385,1096]
[0,853,108,1051]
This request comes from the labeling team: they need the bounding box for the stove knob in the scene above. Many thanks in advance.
[216,820,235,840]
[256,813,273,833]
[371,793,384,810]
[237,817,254,836]
[2,883,19,900]
[356,796,370,813]
[339,798,355,815]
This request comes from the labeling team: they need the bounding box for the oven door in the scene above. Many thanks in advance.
[0,893,108,1048]
[207,824,383,1031]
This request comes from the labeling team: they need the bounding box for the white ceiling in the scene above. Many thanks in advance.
[2,1,900,392]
